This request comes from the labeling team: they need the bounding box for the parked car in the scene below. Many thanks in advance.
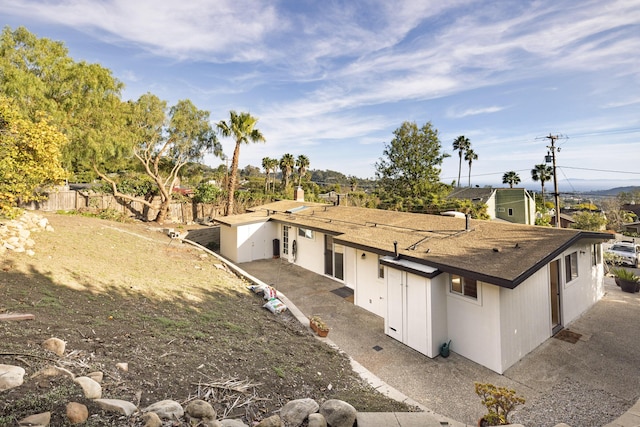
[605,242,640,268]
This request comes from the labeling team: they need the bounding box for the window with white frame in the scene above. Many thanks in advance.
[378,255,384,279]
[565,251,579,282]
[298,227,313,239]
[591,243,601,266]
[450,274,478,299]
[282,226,289,255]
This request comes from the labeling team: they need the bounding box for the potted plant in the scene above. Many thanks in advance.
[611,267,640,293]
[309,315,329,337]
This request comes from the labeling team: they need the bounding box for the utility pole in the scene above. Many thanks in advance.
[544,134,562,228]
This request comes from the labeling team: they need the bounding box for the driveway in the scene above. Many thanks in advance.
[239,258,640,426]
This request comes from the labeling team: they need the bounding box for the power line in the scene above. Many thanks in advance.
[559,166,640,175]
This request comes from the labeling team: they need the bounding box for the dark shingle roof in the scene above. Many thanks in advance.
[224,200,612,288]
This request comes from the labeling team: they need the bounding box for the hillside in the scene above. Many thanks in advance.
[0,213,410,426]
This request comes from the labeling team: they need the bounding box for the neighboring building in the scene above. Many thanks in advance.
[446,187,537,225]
[550,213,577,229]
[622,221,640,234]
[216,199,611,374]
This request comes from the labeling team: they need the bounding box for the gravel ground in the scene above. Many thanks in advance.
[511,377,631,427]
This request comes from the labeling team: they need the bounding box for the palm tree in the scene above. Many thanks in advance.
[217,111,265,215]
[531,164,553,202]
[464,148,478,187]
[296,155,310,187]
[453,136,470,187]
[262,156,275,193]
[268,157,279,192]
[279,153,295,190]
[502,171,521,188]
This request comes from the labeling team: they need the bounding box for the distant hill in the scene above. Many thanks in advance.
[584,186,640,196]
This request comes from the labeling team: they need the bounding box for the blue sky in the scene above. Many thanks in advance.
[2,0,639,191]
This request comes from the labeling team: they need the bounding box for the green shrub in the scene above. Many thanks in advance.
[610,267,639,282]
[475,382,525,426]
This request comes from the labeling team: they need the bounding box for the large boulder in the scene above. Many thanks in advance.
[0,364,25,391]
[319,399,356,427]
[280,398,319,427]
[143,399,184,420]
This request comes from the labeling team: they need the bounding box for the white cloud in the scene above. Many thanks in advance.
[446,105,506,118]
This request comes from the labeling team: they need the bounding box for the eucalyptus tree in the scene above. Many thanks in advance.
[279,153,295,190]
[531,164,553,202]
[502,171,521,188]
[464,148,478,187]
[296,154,310,186]
[96,94,221,223]
[452,135,470,188]
[217,111,265,215]
[375,121,449,199]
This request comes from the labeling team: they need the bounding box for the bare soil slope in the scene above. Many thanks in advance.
[0,213,410,426]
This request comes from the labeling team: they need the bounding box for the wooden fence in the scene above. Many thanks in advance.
[22,190,225,224]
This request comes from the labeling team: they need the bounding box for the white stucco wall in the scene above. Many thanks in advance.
[446,280,502,373]
[499,268,551,373]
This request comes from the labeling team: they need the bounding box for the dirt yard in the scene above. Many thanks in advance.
[0,213,411,426]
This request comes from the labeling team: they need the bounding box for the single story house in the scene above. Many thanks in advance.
[216,197,611,374]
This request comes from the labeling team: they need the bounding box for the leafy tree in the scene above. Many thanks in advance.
[96,94,221,223]
[0,26,125,177]
[349,176,359,192]
[375,121,449,198]
[0,96,67,214]
[296,154,310,187]
[452,135,470,188]
[279,153,295,190]
[531,164,553,203]
[601,198,636,231]
[464,148,478,187]
[217,111,265,215]
[571,211,607,231]
[502,171,521,188]
[193,182,222,204]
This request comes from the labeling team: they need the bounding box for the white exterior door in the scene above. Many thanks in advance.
[386,268,404,341]
[406,273,428,354]
[386,268,430,355]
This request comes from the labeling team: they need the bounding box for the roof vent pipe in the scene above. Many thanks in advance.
[393,241,399,260]
[465,214,470,231]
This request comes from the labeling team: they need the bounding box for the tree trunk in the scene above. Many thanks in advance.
[155,198,171,224]
[226,142,241,216]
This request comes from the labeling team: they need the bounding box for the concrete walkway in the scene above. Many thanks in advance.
[181,236,640,427]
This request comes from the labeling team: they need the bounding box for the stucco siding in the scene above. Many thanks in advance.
[446,280,502,373]
[499,268,551,373]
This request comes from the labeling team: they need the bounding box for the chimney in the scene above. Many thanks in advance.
[295,186,304,202]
